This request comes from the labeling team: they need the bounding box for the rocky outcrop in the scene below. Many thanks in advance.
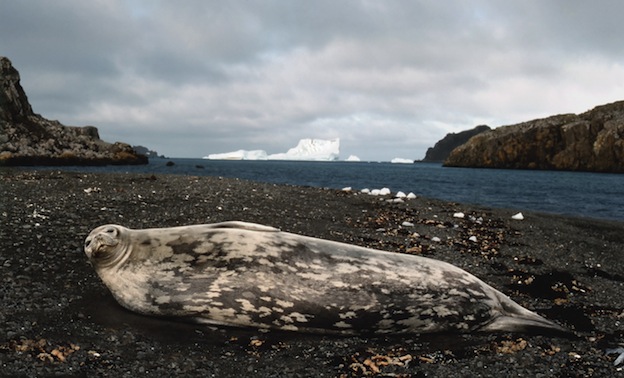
[133,145,165,158]
[423,125,491,162]
[444,101,624,173]
[0,56,147,166]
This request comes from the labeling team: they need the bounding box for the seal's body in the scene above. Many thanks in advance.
[84,222,564,334]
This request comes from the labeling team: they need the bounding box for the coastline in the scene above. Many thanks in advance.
[1,170,623,376]
[22,158,624,222]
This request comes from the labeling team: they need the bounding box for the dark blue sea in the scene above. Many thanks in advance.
[27,158,624,221]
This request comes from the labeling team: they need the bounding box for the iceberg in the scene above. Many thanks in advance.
[204,149,268,160]
[205,138,340,161]
[345,155,361,162]
[391,158,414,164]
[267,138,340,161]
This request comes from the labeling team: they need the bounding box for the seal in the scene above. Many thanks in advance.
[84,221,565,335]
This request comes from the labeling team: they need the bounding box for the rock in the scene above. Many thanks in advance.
[423,125,491,162]
[133,145,165,158]
[444,101,624,173]
[0,58,33,122]
[0,56,147,166]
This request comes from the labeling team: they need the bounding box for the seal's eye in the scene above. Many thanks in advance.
[85,237,92,248]
[105,227,117,235]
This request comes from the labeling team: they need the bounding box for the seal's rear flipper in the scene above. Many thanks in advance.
[479,291,569,335]
[479,312,568,335]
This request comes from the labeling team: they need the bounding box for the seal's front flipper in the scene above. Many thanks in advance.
[207,221,281,233]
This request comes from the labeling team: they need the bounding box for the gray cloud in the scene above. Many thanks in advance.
[2,1,623,160]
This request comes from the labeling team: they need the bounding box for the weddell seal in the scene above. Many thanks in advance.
[84,221,565,335]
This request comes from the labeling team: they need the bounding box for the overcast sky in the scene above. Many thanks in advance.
[2,1,623,161]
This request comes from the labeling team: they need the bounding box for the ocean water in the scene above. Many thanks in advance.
[20,158,624,221]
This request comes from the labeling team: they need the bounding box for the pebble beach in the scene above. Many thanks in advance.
[1,169,623,376]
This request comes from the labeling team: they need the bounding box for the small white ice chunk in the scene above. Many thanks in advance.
[390,158,414,164]
[395,191,406,198]
[370,189,381,196]
[406,192,417,199]
[511,212,524,220]
[361,188,370,194]
[453,212,465,219]
[468,236,478,242]
[431,236,441,242]
[402,221,414,227]
[341,187,352,192]
[379,188,391,195]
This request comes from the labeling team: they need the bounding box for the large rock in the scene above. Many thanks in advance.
[444,101,624,173]
[0,57,147,166]
[423,125,491,162]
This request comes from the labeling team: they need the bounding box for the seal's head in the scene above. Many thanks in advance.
[84,225,130,269]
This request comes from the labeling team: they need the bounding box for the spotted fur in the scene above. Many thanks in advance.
[84,222,564,334]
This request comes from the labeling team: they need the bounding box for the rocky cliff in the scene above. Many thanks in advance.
[423,125,491,162]
[0,57,147,166]
[444,101,624,173]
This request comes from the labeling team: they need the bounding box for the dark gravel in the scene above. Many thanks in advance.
[1,169,623,377]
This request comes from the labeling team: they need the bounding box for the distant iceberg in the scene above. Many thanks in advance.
[345,155,361,162]
[391,158,414,164]
[267,138,340,161]
[204,138,340,161]
[204,149,268,160]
